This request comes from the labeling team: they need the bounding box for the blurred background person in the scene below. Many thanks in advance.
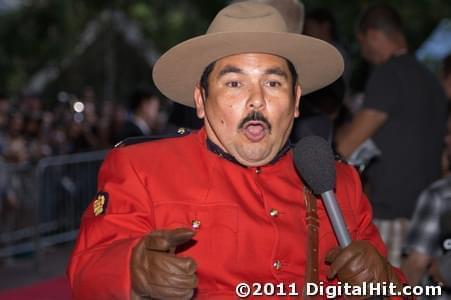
[303,7,351,82]
[117,86,162,143]
[290,77,347,143]
[291,6,349,144]
[401,54,451,299]
[3,111,29,164]
[336,4,448,267]
[402,178,451,299]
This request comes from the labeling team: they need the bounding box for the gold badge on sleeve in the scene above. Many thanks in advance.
[93,191,109,216]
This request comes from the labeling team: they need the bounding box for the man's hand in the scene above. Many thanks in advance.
[428,258,449,288]
[131,228,197,299]
[401,250,431,285]
[326,241,401,286]
[335,108,387,159]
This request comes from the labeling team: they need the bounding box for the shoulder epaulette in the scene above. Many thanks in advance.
[114,127,191,148]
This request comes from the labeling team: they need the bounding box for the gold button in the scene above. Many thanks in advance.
[255,167,261,174]
[269,208,279,217]
[191,219,201,229]
[177,127,186,134]
[273,260,282,270]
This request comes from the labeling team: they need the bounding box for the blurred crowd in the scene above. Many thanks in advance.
[0,86,174,165]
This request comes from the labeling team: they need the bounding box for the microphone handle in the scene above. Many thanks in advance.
[321,192,383,299]
[321,191,352,247]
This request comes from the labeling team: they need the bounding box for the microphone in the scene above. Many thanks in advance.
[294,135,351,248]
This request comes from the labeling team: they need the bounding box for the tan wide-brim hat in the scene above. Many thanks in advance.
[153,2,344,108]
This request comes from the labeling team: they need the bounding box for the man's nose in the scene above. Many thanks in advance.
[246,85,266,110]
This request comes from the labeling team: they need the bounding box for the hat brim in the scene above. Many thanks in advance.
[153,32,344,107]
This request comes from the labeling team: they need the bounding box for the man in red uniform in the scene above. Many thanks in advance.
[68,2,405,299]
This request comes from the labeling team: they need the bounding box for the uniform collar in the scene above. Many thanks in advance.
[205,136,292,166]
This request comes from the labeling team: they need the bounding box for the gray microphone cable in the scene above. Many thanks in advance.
[294,135,351,247]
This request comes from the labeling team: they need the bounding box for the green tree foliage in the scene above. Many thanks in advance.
[0,0,449,97]
[0,0,228,96]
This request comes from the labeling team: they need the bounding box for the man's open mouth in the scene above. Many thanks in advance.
[242,120,269,142]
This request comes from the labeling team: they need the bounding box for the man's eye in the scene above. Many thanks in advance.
[226,81,241,88]
[267,81,281,87]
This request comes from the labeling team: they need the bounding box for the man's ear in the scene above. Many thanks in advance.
[294,84,302,118]
[193,84,205,119]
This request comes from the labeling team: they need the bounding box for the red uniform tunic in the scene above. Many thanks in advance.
[67,128,389,299]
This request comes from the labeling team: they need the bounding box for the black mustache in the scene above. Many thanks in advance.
[238,111,272,131]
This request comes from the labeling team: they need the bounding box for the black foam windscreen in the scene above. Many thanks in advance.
[294,135,336,194]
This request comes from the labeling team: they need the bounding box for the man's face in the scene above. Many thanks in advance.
[194,53,301,167]
[141,97,160,126]
[357,30,384,65]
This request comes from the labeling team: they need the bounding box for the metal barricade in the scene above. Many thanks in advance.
[0,161,35,258]
[0,150,107,262]
[34,150,107,258]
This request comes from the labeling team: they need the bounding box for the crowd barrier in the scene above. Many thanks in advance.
[0,150,107,266]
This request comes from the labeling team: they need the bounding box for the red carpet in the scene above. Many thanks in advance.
[0,276,71,300]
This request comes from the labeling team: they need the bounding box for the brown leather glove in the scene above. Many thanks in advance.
[131,228,197,299]
[326,241,401,292]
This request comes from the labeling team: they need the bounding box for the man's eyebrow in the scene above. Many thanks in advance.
[217,65,244,78]
[265,67,288,79]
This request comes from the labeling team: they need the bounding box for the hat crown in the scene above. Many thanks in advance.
[207,2,288,34]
